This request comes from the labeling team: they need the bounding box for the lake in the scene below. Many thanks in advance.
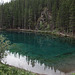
[0,31,75,75]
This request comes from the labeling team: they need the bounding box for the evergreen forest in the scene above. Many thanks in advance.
[0,0,75,35]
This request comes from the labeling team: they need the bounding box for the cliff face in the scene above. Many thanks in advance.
[36,7,54,30]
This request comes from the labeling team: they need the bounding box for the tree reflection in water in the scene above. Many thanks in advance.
[0,31,75,75]
[1,50,75,75]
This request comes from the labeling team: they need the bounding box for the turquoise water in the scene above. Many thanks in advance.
[0,31,75,75]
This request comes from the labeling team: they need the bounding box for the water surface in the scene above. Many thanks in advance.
[0,31,75,75]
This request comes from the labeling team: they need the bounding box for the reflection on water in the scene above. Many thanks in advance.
[2,51,75,75]
[0,31,75,75]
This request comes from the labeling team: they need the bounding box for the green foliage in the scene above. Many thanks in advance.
[0,62,36,75]
[0,35,10,60]
[40,21,43,29]
[69,0,75,34]
[52,29,59,34]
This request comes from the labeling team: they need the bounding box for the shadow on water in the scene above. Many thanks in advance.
[0,31,75,75]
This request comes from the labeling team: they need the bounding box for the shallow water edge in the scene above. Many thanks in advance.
[5,29,75,39]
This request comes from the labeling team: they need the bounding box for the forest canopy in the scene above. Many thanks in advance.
[0,0,75,34]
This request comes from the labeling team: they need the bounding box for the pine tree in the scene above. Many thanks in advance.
[69,0,75,35]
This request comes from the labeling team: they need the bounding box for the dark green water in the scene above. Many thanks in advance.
[0,31,75,75]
